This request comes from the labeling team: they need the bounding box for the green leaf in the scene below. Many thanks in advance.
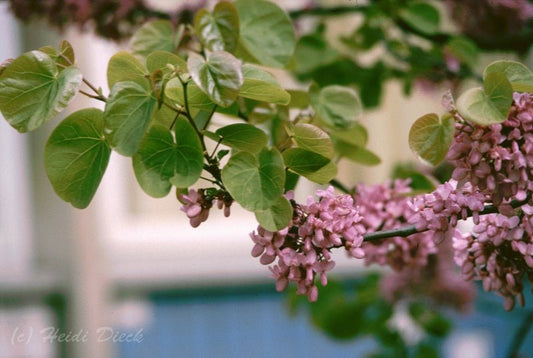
[133,121,203,197]
[293,34,339,74]
[283,148,330,174]
[146,50,187,75]
[57,40,75,68]
[234,0,296,67]
[165,78,214,111]
[330,123,368,147]
[446,36,478,68]
[254,195,292,231]
[0,50,82,132]
[399,2,440,35]
[194,1,240,52]
[484,60,533,93]
[408,113,455,165]
[171,117,204,187]
[284,170,300,192]
[408,302,452,338]
[104,81,156,156]
[457,71,513,125]
[107,51,148,90]
[413,343,438,358]
[484,71,514,116]
[39,40,76,69]
[292,123,334,158]
[44,108,110,209]
[130,20,178,58]
[310,84,362,129]
[221,147,285,211]
[187,51,243,107]
[287,90,309,108]
[215,123,268,153]
[391,163,436,192]
[240,64,290,105]
[333,140,381,166]
[282,147,336,183]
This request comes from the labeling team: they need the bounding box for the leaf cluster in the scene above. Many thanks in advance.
[0,0,378,231]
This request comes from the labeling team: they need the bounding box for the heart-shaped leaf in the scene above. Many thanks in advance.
[457,72,513,125]
[283,147,331,176]
[171,117,204,187]
[222,148,285,211]
[303,161,337,184]
[0,50,82,132]
[333,140,381,166]
[215,123,268,153]
[254,195,292,231]
[240,64,290,105]
[107,51,148,90]
[44,108,111,208]
[330,123,368,147]
[130,20,178,58]
[310,84,362,129]
[133,120,203,197]
[187,51,243,107]
[146,50,187,75]
[104,81,156,156]
[195,1,240,52]
[409,113,454,165]
[292,123,334,158]
[484,60,533,93]
[234,0,295,67]
[165,78,214,111]
[484,71,514,116]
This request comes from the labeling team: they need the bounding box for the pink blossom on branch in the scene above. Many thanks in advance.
[250,187,366,301]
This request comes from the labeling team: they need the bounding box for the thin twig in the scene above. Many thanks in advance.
[289,5,367,19]
[58,53,106,100]
[79,89,106,102]
[363,194,531,242]
[506,311,533,358]
[203,104,218,131]
[329,179,350,194]
[178,78,207,152]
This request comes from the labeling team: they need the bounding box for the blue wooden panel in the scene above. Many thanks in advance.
[116,285,533,358]
[116,289,375,358]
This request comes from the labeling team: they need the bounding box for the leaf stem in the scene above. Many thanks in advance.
[79,89,106,102]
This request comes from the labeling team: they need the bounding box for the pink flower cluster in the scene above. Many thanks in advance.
[250,187,366,301]
[453,207,533,311]
[180,189,232,228]
[448,93,533,206]
[354,180,475,310]
[445,93,533,309]
[407,181,485,237]
[356,180,438,271]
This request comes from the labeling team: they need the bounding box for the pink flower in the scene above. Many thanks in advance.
[250,187,366,301]
[180,189,212,228]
